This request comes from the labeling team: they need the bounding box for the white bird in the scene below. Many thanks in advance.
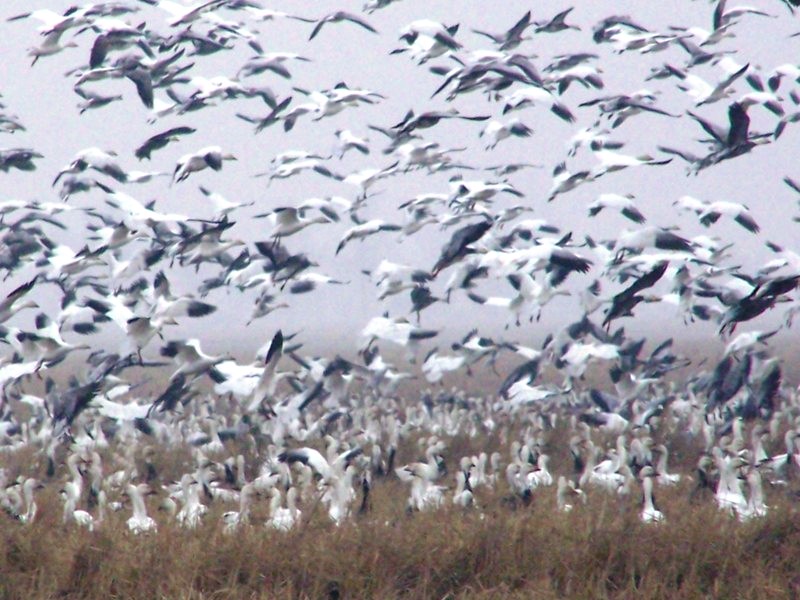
[547,162,593,201]
[279,447,335,482]
[588,193,646,223]
[639,466,664,523]
[266,487,300,531]
[62,480,105,531]
[54,147,127,184]
[714,451,747,517]
[499,86,575,122]
[740,467,768,520]
[27,29,78,65]
[450,178,523,206]
[556,476,586,512]
[198,186,254,219]
[222,483,258,533]
[175,475,208,529]
[399,20,462,52]
[336,219,401,255]
[676,62,750,105]
[255,206,333,239]
[342,164,397,198]
[591,148,671,178]
[15,478,40,524]
[422,349,465,383]
[699,200,760,233]
[98,182,188,227]
[526,455,554,488]
[156,0,228,27]
[367,259,431,300]
[452,471,474,508]
[615,227,694,255]
[334,129,370,158]
[173,146,236,184]
[479,119,533,149]
[264,158,339,183]
[8,8,88,35]
[468,273,569,325]
[653,445,681,486]
[0,278,39,324]
[361,315,437,356]
[160,338,225,381]
[309,11,378,40]
[125,483,157,534]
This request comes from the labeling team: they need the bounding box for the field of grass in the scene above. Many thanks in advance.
[3,409,800,600]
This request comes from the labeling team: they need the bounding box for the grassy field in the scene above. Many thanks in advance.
[3,416,800,600]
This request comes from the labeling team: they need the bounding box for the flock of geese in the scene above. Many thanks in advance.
[2,0,800,536]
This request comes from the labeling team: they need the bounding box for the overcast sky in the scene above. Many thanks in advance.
[1,0,798,367]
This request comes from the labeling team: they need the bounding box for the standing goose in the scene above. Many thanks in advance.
[639,466,664,523]
[266,487,300,531]
[452,470,474,508]
[222,483,259,534]
[175,475,207,529]
[556,476,586,512]
[125,483,157,534]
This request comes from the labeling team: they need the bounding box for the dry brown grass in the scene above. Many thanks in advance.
[4,483,800,599]
[3,423,800,600]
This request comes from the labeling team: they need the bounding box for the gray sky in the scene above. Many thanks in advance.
[1,0,799,369]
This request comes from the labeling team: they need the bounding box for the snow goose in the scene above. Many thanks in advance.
[452,471,474,508]
[309,11,377,40]
[653,445,680,486]
[266,487,300,531]
[15,477,41,524]
[398,20,461,52]
[254,207,333,240]
[63,481,106,531]
[674,62,750,106]
[175,474,207,529]
[740,467,768,520]
[222,482,259,534]
[500,86,575,122]
[172,146,236,184]
[556,476,586,512]
[324,464,360,525]
[714,450,747,516]
[534,7,580,33]
[160,338,226,382]
[0,278,39,324]
[526,454,553,488]
[472,11,531,50]
[134,126,196,161]
[336,219,401,255]
[396,443,447,497]
[27,29,79,65]
[152,271,217,321]
[479,119,533,149]
[156,0,228,27]
[53,147,127,184]
[334,129,370,158]
[361,316,438,358]
[699,200,760,233]
[279,446,347,484]
[125,483,157,534]
[639,466,664,523]
[547,162,593,201]
[588,193,646,223]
